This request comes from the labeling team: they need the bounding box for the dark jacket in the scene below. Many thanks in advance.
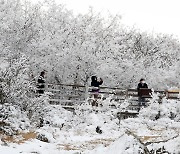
[91,77,103,87]
[137,83,148,90]
[137,82,148,96]
[91,76,103,92]
[37,75,45,89]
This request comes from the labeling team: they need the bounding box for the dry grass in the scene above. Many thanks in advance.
[87,138,114,147]
[58,144,80,150]
[57,138,115,151]
[1,132,37,144]
[140,136,161,142]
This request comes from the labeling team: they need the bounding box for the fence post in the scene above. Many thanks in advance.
[85,84,89,101]
[125,89,128,99]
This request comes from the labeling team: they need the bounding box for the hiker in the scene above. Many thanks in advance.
[90,76,103,106]
[137,78,148,106]
[91,76,103,92]
[37,71,46,94]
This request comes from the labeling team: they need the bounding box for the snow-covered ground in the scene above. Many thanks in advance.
[1,97,180,154]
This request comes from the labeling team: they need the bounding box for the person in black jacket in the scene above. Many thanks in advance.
[91,76,103,92]
[90,76,103,106]
[37,71,46,94]
[137,78,148,106]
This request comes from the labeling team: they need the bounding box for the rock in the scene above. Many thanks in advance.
[36,134,49,143]
[96,126,102,134]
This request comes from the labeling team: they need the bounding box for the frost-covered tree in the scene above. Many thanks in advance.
[0,53,49,134]
[1,0,180,90]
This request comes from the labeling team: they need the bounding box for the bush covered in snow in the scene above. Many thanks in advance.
[139,93,180,121]
[0,53,50,134]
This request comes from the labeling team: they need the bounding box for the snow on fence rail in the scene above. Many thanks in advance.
[126,89,179,100]
[36,84,180,109]
[44,84,180,101]
[44,84,127,109]
[36,84,180,119]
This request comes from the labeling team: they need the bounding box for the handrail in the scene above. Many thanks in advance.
[47,83,124,90]
[36,83,180,92]
[47,83,85,88]
[36,83,179,99]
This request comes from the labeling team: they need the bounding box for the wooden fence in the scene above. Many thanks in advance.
[38,84,180,119]
[44,84,180,103]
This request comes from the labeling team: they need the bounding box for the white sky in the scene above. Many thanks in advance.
[40,0,180,39]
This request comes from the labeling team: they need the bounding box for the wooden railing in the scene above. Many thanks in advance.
[126,89,179,99]
[36,83,180,119]
[166,91,180,99]
[37,84,180,105]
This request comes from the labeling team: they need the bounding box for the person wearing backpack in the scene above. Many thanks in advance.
[90,76,103,106]
[91,76,103,92]
[37,71,46,94]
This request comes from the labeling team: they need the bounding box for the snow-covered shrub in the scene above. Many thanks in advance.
[139,91,180,121]
[138,92,161,120]
[0,103,30,135]
[0,53,49,133]
[41,105,74,128]
[68,97,120,134]
[26,95,50,127]
[87,134,143,154]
